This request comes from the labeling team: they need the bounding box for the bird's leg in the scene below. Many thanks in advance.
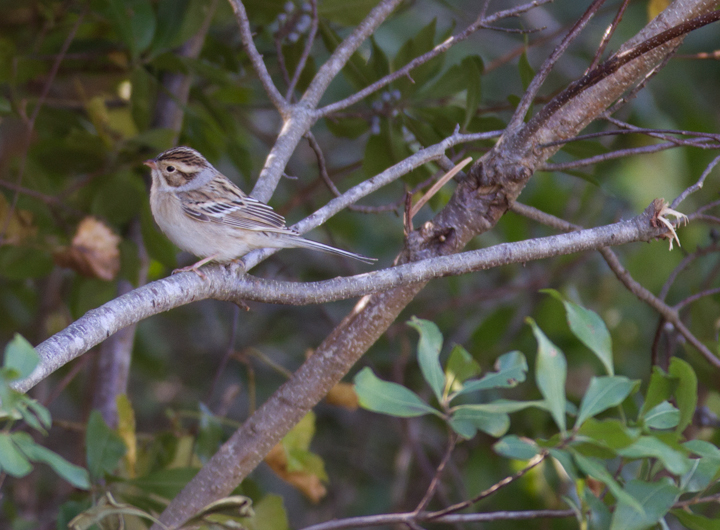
[172,254,219,279]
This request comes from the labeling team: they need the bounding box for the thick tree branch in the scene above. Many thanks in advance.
[22,205,665,396]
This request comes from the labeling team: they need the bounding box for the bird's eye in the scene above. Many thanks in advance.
[166,165,176,173]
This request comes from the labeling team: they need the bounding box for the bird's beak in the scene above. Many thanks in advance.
[143,159,157,169]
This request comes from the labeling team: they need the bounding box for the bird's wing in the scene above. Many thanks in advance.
[178,177,292,233]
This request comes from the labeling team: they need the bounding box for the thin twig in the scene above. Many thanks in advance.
[539,140,715,172]
[672,153,720,209]
[227,0,290,117]
[207,304,241,403]
[674,287,720,311]
[540,127,720,149]
[520,11,720,143]
[413,434,457,514]
[510,202,720,369]
[427,453,548,519]
[509,0,608,131]
[244,130,502,269]
[659,243,720,301]
[286,0,318,98]
[587,0,630,71]
[315,0,552,118]
[305,131,401,213]
[603,49,677,116]
[299,509,574,530]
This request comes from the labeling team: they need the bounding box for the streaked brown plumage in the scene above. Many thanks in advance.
[144,147,375,276]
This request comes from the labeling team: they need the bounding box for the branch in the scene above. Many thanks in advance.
[508,0,607,131]
[21,205,664,395]
[227,0,290,116]
[316,0,552,118]
[519,8,720,147]
[243,130,502,270]
[510,202,720,369]
[250,0,404,202]
[299,509,575,530]
[539,139,715,172]
[152,1,720,525]
[285,0,318,98]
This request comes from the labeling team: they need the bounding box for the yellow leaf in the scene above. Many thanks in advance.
[0,193,35,244]
[264,412,328,502]
[647,0,669,19]
[325,381,359,410]
[116,395,137,478]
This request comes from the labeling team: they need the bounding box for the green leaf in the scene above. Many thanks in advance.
[528,319,567,432]
[453,351,527,396]
[518,50,534,90]
[103,0,156,59]
[549,448,580,482]
[575,376,638,427]
[392,19,443,96]
[671,509,720,530]
[644,401,679,430]
[0,433,32,477]
[449,406,509,438]
[457,399,553,414]
[319,21,375,90]
[130,66,156,132]
[617,436,691,476]
[463,56,482,128]
[3,333,39,381]
[325,116,370,139]
[180,495,254,527]
[493,435,540,460]
[354,368,440,418]
[572,451,644,515]
[12,433,89,489]
[319,0,381,26]
[26,399,52,429]
[420,63,467,100]
[128,467,199,499]
[680,451,720,493]
[149,0,210,58]
[578,418,639,450]
[408,317,445,403]
[444,344,480,393]
[584,487,611,530]
[544,290,613,375]
[196,403,223,463]
[609,478,679,530]
[68,492,164,530]
[668,357,697,433]
[640,368,675,417]
[245,494,289,530]
[0,246,54,280]
[85,410,127,481]
[368,37,390,80]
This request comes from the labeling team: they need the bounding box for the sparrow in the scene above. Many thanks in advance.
[144,147,375,276]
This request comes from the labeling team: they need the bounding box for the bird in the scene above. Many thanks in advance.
[144,146,376,276]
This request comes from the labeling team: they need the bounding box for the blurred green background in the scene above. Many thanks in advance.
[1,0,719,528]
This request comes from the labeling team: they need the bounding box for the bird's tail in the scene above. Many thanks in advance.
[292,236,377,264]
